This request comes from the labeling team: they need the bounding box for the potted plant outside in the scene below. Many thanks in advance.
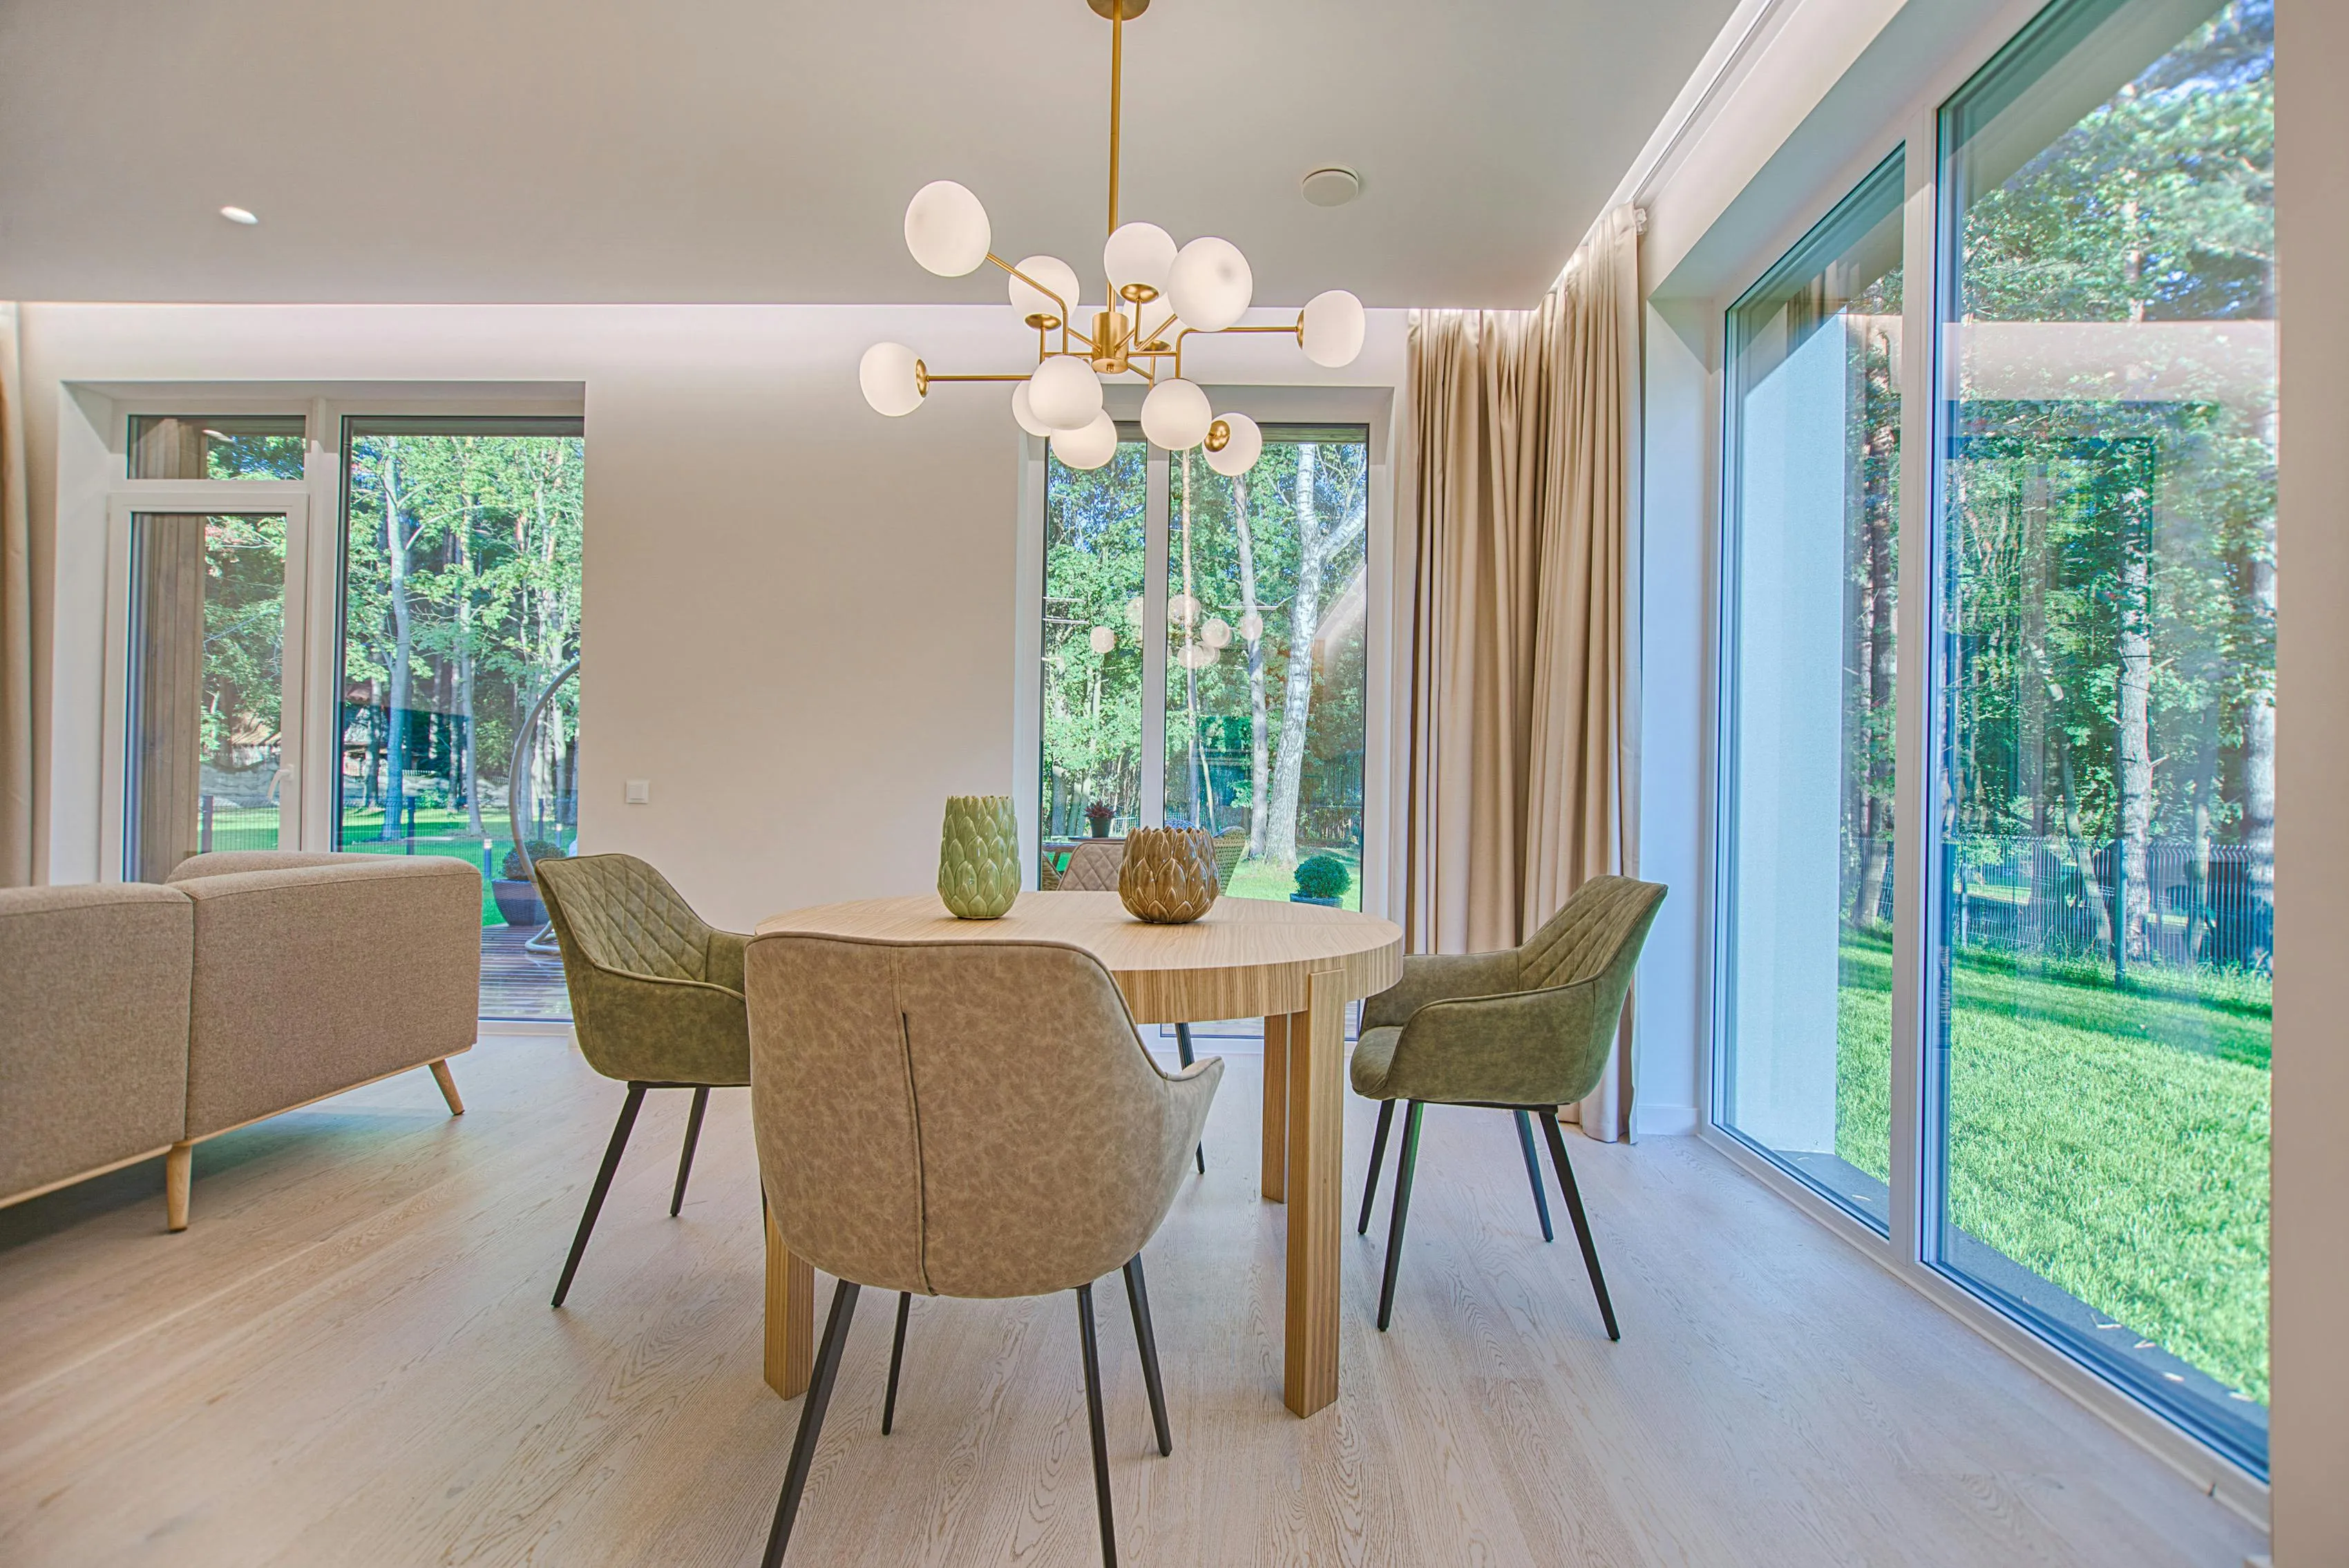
[1085,801,1115,839]
[494,840,568,925]
[1291,854,1351,907]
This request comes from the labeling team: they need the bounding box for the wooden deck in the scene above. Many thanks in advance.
[479,924,571,1021]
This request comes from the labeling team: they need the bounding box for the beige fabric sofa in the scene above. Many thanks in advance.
[0,852,482,1230]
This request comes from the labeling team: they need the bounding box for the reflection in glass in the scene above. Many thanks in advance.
[129,414,306,481]
[1934,0,2272,1470]
[1040,439,1148,850]
[126,515,287,879]
[1163,430,1368,908]
[1719,152,1904,1230]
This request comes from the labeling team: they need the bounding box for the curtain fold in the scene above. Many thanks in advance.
[1402,207,1642,1139]
[0,304,30,888]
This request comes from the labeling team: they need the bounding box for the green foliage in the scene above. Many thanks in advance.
[1293,853,1351,899]
[502,839,569,881]
[198,515,288,767]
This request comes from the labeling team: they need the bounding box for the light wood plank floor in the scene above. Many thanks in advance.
[0,1031,2262,1567]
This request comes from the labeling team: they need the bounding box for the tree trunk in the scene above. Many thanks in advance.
[455,465,485,836]
[379,439,415,842]
[1264,446,1324,866]
[2115,465,2154,962]
[1231,471,1271,857]
[2243,403,2278,959]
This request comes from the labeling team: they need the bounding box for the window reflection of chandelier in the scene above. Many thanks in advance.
[857,0,1367,473]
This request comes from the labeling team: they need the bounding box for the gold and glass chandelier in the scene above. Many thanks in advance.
[857,0,1367,474]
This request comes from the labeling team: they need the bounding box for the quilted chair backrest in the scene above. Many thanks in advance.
[1212,829,1247,888]
[744,934,1189,1301]
[535,854,713,983]
[1517,876,1668,994]
[1056,839,1123,893]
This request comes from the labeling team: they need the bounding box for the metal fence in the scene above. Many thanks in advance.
[1936,834,2273,973]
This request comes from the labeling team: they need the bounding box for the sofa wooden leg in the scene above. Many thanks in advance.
[429,1059,465,1116]
[165,1142,193,1232]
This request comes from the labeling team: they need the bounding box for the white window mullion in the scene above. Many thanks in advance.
[1140,443,1170,830]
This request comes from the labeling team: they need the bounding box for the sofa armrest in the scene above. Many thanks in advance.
[176,857,482,1138]
[1360,948,1522,1031]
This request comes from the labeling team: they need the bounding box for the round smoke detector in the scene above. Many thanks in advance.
[1300,166,1362,208]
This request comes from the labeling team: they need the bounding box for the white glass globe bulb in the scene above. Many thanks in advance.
[1140,377,1212,450]
[1088,625,1117,656]
[1177,643,1219,670]
[1103,222,1177,298]
[1027,356,1104,431]
[903,181,991,277]
[859,342,924,417]
[1009,381,1054,438]
[1204,412,1262,476]
[1052,410,1118,470]
[1201,615,1233,650]
[1168,591,1199,627]
[1008,254,1081,326]
[1239,610,1264,642]
[1125,595,1145,627]
[1300,289,1368,367]
[1166,236,1253,332]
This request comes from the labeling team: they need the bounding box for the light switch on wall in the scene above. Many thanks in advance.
[625,778,651,805]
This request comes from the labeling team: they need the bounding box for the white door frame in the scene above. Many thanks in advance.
[100,484,313,881]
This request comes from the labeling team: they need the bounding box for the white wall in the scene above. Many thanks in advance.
[19,303,1406,931]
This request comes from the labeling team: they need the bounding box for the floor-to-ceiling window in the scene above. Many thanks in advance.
[1039,421,1373,910]
[336,417,587,1020]
[1718,153,1905,1230]
[1713,0,2274,1480]
[1930,0,2272,1470]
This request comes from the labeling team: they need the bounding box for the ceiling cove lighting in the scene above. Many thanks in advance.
[857,0,1366,472]
[218,206,259,225]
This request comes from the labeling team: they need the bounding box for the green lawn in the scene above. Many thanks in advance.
[199,804,556,927]
[1835,929,2270,1403]
[1222,850,1362,910]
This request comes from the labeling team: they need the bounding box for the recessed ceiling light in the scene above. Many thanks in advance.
[1300,167,1361,208]
[219,206,259,225]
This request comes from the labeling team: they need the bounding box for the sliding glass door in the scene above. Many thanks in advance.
[1039,433,1150,842]
[1930,0,2272,1469]
[1715,0,2274,1479]
[1718,153,1905,1230]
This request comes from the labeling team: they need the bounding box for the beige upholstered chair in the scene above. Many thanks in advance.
[534,854,751,1307]
[1056,838,1123,892]
[1354,874,1666,1336]
[743,933,1221,1568]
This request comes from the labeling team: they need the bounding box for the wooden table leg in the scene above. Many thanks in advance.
[764,1205,814,1399]
[1283,968,1344,1417]
[1260,1013,1289,1203]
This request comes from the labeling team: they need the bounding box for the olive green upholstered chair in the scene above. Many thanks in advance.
[534,853,752,1308]
[1353,874,1666,1337]
[743,933,1221,1568]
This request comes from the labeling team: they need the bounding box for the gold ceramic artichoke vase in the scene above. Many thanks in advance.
[1118,827,1221,924]
[938,795,1020,919]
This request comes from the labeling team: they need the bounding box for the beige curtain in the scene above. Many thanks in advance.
[1402,206,1642,1139]
[0,305,30,888]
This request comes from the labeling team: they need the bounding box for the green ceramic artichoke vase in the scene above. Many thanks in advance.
[938,794,1021,919]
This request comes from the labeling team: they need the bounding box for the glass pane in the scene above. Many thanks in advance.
[1934,0,2272,1471]
[1164,430,1369,909]
[1040,437,1148,868]
[337,423,586,1021]
[125,514,287,879]
[1719,151,1905,1230]
[129,415,306,481]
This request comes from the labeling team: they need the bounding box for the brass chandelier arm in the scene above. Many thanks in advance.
[1169,313,1305,379]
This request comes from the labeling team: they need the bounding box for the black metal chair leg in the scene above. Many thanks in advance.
[1539,1111,1620,1341]
[671,1085,710,1216]
[882,1291,912,1435]
[551,1082,647,1308]
[1075,1283,1119,1568]
[1174,1024,1204,1174]
[762,1279,861,1568]
[1121,1256,1171,1457]
[1514,1109,1554,1243]
[1376,1101,1424,1332]
[1358,1099,1395,1234]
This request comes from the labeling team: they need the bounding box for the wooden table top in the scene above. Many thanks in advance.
[754,891,1403,1024]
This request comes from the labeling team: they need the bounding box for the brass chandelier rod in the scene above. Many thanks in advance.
[1108,0,1124,236]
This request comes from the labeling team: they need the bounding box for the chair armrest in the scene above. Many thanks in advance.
[1360,948,1522,1031]
[704,928,748,993]
[571,964,751,1087]
[1378,979,1610,1109]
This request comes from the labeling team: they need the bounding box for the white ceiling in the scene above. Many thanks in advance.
[0,0,1738,309]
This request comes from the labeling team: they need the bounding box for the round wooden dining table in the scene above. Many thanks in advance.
[751,890,1403,1419]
